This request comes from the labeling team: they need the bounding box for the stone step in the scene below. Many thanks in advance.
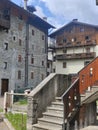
[33,124,62,130]
[43,111,63,121]
[38,118,63,129]
[55,97,62,102]
[47,106,63,114]
[51,101,63,109]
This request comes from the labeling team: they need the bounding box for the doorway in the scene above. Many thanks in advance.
[1,79,9,96]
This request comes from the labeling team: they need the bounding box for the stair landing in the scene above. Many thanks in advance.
[80,126,98,130]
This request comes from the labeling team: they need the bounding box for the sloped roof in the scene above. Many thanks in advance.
[49,19,98,37]
[1,0,54,30]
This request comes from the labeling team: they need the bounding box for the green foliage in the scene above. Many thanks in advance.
[5,113,27,130]
[0,108,3,112]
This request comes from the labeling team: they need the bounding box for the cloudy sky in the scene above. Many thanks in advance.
[12,0,98,29]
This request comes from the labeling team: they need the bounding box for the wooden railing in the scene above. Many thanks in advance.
[79,57,98,94]
[62,78,80,127]
[56,52,95,60]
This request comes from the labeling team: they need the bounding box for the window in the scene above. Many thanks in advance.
[86,47,90,53]
[42,35,45,40]
[41,74,44,80]
[18,70,21,79]
[31,57,34,64]
[18,55,22,62]
[19,39,22,46]
[84,61,90,66]
[3,62,7,69]
[85,36,89,40]
[18,15,23,20]
[63,49,67,53]
[63,62,66,68]
[4,43,8,50]
[63,38,67,43]
[32,29,34,35]
[80,28,84,32]
[18,23,23,31]
[13,36,16,41]
[42,61,44,66]
[47,62,50,68]
[31,72,34,79]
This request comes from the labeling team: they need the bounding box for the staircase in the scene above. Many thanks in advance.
[81,86,98,104]
[32,97,63,130]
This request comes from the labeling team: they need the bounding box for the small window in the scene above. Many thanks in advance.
[42,35,45,40]
[47,62,50,68]
[84,61,90,66]
[86,47,90,53]
[18,55,22,62]
[18,23,23,31]
[41,74,44,80]
[32,30,34,35]
[63,49,67,53]
[31,57,34,64]
[85,36,89,40]
[19,39,22,46]
[13,36,16,41]
[31,72,34,79]
[63,62,66,68]
[63,38,67,43]
[4,43,8,50]
[18,70,21,79]
[18,15,23,20]
[80,28,84,32]
[3,62,7,69]
[42,61,44,66]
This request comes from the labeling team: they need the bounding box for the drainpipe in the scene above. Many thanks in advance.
[24,0,29,88]
[25,22,29,88]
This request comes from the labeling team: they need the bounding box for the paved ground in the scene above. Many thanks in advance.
[0,97,10,130]
[0,121,10,130]
[80,126,98,130]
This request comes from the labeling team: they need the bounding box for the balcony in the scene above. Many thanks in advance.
[56,52,95,60]
[53,40,96,49]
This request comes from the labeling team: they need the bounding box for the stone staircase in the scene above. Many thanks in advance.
[32,97,63,130]
[81,86,98,104]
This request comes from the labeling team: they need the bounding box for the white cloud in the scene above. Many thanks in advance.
[34,6,45,18]
[40,0,98,25]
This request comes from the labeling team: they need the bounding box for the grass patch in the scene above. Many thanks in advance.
[14,99,27,105]
[0,108,3,112]
[5,113,27,130]
[18,99,27,105]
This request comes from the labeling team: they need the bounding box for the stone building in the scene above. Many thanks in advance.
[0,0,53,95]
[49,19,98,75]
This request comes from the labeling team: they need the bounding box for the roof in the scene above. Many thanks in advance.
[49,19,98,37]
[1,0,54,31]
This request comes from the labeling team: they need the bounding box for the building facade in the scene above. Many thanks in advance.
[0,0,53,95]
[49,19,98,75]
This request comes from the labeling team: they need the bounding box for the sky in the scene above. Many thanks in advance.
[12,0,98,30]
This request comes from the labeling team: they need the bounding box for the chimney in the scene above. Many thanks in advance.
[73,19,78,22]
[24,0,28,10]
[43,17,47,21]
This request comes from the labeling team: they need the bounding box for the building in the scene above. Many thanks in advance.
[0,0,53,95]
[49,19,98,75]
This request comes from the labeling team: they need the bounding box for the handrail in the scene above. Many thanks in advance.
[62,77,79,98]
